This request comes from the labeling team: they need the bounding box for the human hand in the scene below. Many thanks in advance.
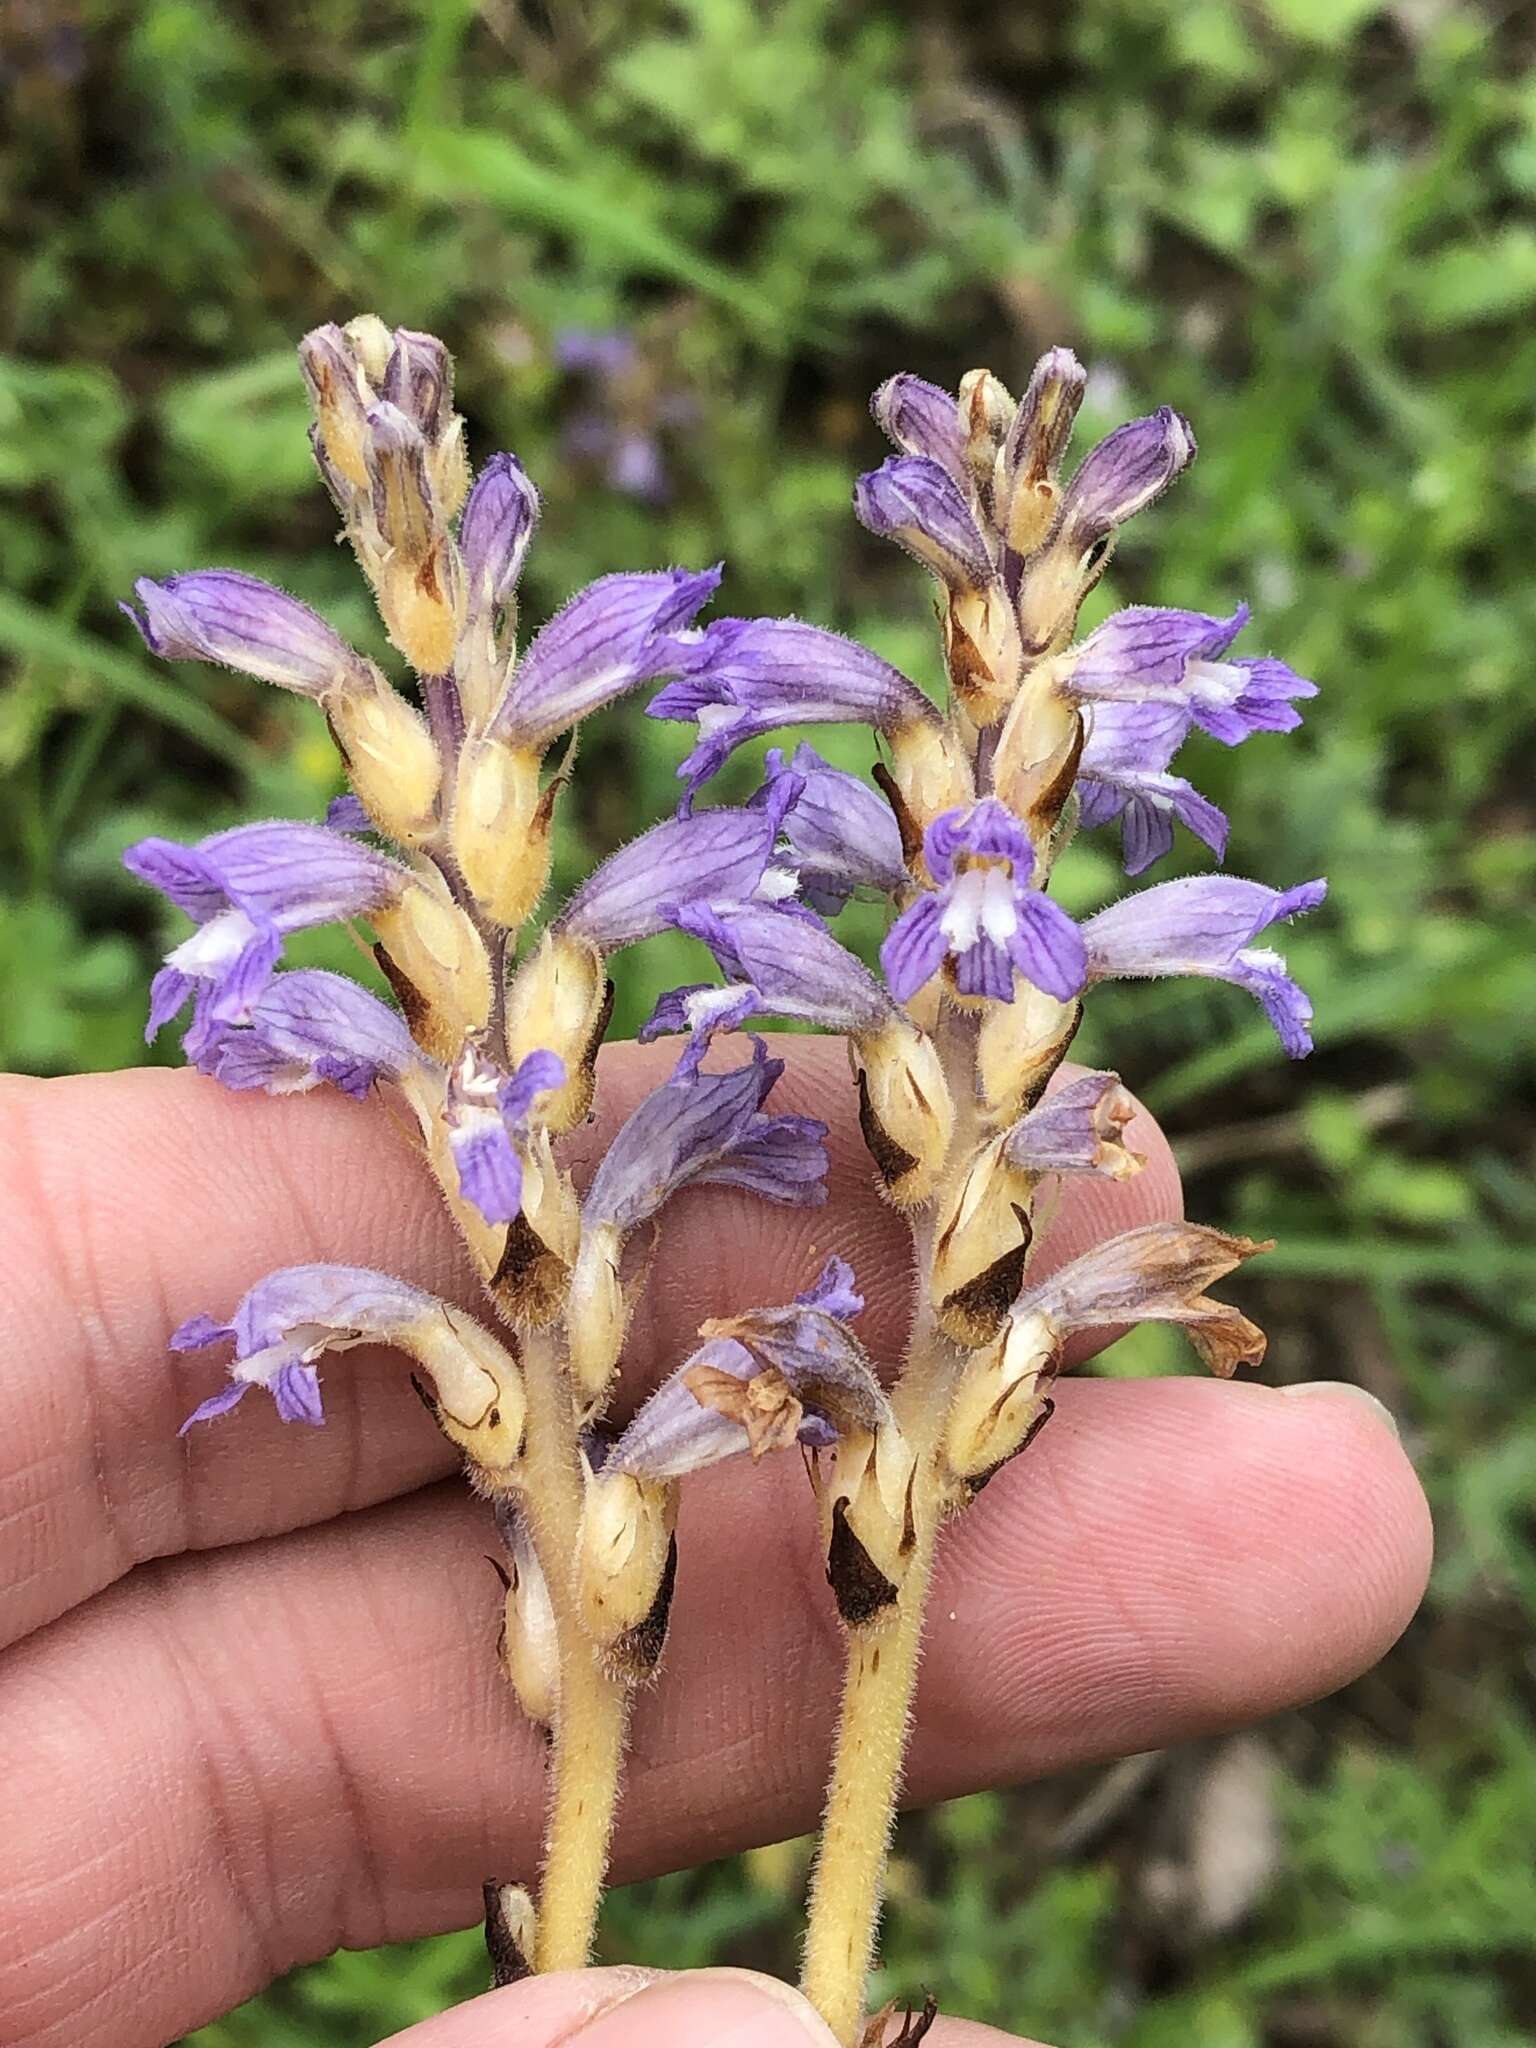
[0,1040,1430,2048]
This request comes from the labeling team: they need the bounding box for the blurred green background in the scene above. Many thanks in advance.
[4,0,1536,2041]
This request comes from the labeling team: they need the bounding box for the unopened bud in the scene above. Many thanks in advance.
[327,676,442,845]
[566,1224,628,1412]
[343,313,394,386]
[576,1469,678,1679]
[299,323,372,492]
[996,347,1087,557]
[976,985,1083,1125]
[942,1308,1059,1485]
[452,736,552,930]
[382,326,452,439]
[850,1017,954,1208]
[957,368,1015,497]
[373,865,493,1062]
[366,401,437,562]
[819,1420,917,1628]
[886,714,973,832]
[503,931,612,1133]
[930,1138,1036,1347]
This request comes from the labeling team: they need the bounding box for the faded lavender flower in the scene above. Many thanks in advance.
[123,319,1322,2045]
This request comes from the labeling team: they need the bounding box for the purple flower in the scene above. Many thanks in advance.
[123,821,406,1055]
[381,327,455,440]
[754,744,907,914]
[1004,1070,1144,1180]
[606,1258,885,1479]
[584,1038,828,1233]
[122,571,373,697]
[1077,699,1230,875]
[196,970,421,1099]
[174,1264,441,1431]
[648,618,940,792]
[445,1045,567,1226]
[1083,875,1326,1056]
[557,779,800,954]
[1065,605,1316,744]
[489,568,721,746]
[1057,406,1197,549]
[643,900,894,1040]
[880,800,1086,1005]
[854,455,996,592]
[871,373,971,488]
[459,453,540,615]
[323,794,373,834]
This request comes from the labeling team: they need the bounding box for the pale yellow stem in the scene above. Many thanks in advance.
[517,1325,629,1973]
[801,1329,957,2045]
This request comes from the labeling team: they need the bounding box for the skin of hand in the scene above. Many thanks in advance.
[0,1039,1431,2048]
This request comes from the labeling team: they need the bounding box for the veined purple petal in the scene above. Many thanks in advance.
[1079,700,1192,781]
[1009,892,1089,1001]
[854,454,996,591]
[460,453,540,612]
[558,791,794,953]
[1058,406,1196,547]
[1084,875,1326,1055]
[1090,771,1229,876]
[180,1381,253,1428]
[1195,656,1318,745]
[1069,605,1248,698]
[122,571,372,696]
[648,618,938,791]
[125,821,405,930]
[202,970,421,1098]
[660,900,893,1034]
[880,893,949,1002]
[871,373,969,486]
[381,327,454,438]
[445,1045,564,1225]
[757,744,906,914]
[585,1038,827,1233]
[925,798,1032,883]
[175,1263,441,1433]
[491,567,722,745]
[324,794,373,834]
[641,984,760,1069]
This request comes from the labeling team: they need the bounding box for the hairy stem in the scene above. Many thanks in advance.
[517,1325,629,1972]
[803,1002,981,2043]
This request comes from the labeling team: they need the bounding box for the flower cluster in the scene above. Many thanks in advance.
[123,320,1322,2034]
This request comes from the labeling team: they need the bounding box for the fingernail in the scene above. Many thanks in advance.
[570,1968,836,2045]
[1280,1380,1400,1440]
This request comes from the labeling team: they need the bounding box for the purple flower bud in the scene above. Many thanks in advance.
[606,1258,886,1481]
[123,821,407,1053]
[1004,348,1088,483]
[646,900,894,1038]
[197,969,422,1100]
[557,782,799,954]
[365,400,437,559]
[381,327,454,439]
[880,800,1087,1004]
[445,1045,567,1226]
[854,455,996,592]
[649,618,940,792]
[1083,875,1326,1056]
[174,1264,441,1431]
[1058,406,1197,549]
[871,372,971,489]
[755,744,907,914]
[459,453,540,613]
[491,567,722,747]
[122,571,372,697]
[585,1038,828,1233]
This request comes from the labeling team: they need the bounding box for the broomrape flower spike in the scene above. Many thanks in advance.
[123,322,1322,2039]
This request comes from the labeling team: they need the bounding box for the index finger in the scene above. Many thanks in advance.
[0,1039,1180,1649]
